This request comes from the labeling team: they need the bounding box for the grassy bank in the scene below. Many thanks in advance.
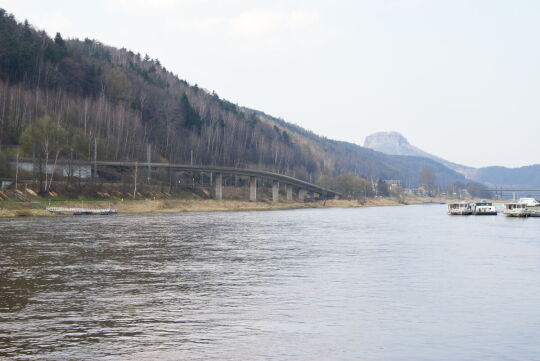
[0,195,449,218]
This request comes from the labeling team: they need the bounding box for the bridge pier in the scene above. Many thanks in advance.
[272,181,279,202]
[286,184,293,201]
[146,143,151,184]
[249,176,257,202]
[214,173,222,200]
[298,189,306,202]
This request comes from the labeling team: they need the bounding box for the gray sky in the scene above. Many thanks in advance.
[2,0,539,168]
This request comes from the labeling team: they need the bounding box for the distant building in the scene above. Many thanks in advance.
[416,185,428,196]
[384,179,401,192]
[13,161,92,178]
[1,181,12,189]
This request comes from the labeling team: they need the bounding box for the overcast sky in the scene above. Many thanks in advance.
[1,0,539,168]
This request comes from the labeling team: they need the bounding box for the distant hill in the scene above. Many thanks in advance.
[0,8,465,188]
[473,165,540,189]
[364,131,540,188]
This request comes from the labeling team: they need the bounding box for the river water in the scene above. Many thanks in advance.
[1,205,539,360]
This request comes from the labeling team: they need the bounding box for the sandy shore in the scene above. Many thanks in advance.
[0,196,450,218]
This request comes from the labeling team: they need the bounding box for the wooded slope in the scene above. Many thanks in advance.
[0,9,465,187]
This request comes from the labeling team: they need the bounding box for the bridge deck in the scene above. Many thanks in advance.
[16,159,340,197]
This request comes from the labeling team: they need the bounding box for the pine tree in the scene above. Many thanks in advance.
[180,94,202,131]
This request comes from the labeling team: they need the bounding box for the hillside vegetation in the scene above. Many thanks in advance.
[0,9,465,190]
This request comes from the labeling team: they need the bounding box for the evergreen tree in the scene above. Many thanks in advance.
[180,94,202,131]
[376,179,390,197]
[54,32,65,47]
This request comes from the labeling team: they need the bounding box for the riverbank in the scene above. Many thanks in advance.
[0,195,449,218]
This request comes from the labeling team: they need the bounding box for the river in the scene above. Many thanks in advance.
[1,205,539,360]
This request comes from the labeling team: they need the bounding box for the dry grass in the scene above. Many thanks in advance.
[0,206,51,217]
[77,199,329,213]
[0,195,452,218]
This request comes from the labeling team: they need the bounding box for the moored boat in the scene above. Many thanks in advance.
[447,202,473,215]
[503,203,528,217]
[472,201,497,215]
[519,198,540,217]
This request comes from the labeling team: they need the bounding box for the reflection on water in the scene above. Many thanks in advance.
[1,205,540,360]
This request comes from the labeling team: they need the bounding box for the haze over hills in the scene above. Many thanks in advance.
[364,131,540,188]
[0,9,466,189]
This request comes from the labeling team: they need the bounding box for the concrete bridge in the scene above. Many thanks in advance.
[486,188,540,201]
[15,159,341,202]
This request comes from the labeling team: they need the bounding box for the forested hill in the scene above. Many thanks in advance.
[0,9,464,187]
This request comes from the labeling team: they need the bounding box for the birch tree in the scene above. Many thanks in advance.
[19,115,66,193]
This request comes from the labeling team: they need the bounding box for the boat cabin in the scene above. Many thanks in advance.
[472,201,497,215]
[505,203,526,211]
[519,198,540,207]
[447,202,473,215]
[504,203,528,217]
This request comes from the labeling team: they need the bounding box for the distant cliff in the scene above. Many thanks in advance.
[364,132,475,177]
[364,132,433,158]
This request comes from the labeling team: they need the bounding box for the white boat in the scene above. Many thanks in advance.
[447,202,473,215]
[526,207,540,217]
[504,203,528,217]
[472,201,497,215]
[519,198,540,217]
